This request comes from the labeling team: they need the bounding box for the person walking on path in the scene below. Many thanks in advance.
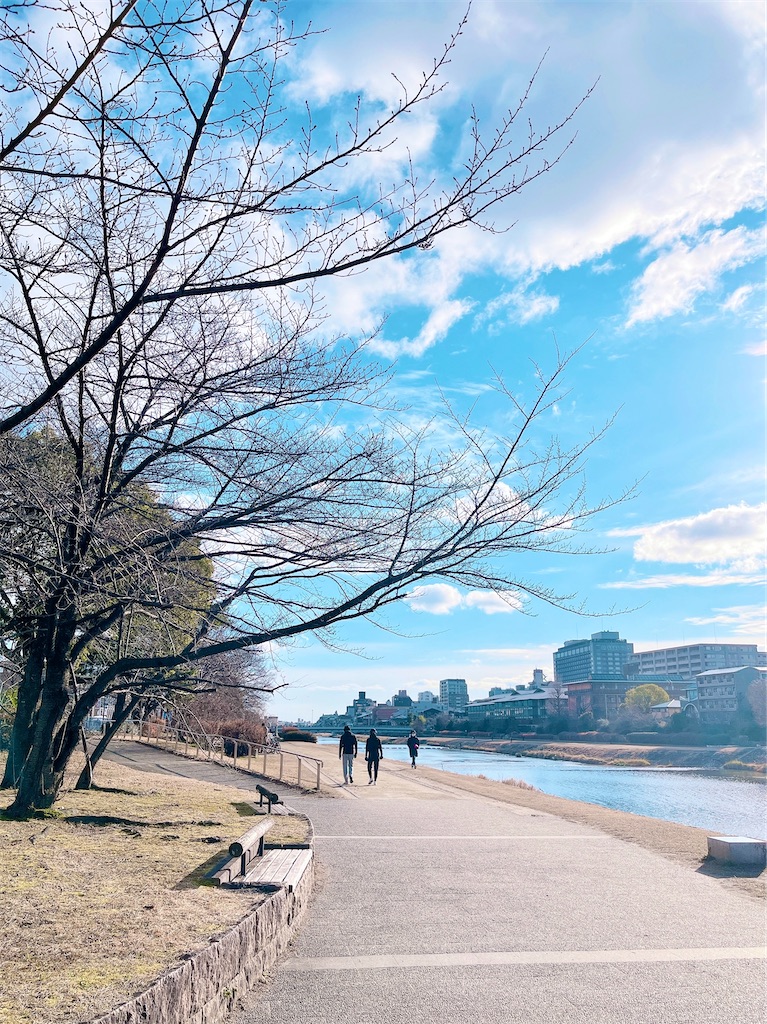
[339,725,358,784]
[406,729,420,768]
[365,728,383,785]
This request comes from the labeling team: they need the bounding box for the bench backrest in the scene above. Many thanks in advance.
[228,816,274,872]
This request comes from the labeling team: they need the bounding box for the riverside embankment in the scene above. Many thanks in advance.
[316,734,767,836]
[422,734,767,770]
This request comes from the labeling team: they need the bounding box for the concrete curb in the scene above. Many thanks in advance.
[88,841,314,1024]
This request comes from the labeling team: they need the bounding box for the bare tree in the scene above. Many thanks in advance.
[0,2,619,816]
[0,0,592,434]
[546,680,570,720]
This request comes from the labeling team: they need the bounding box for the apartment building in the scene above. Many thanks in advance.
[439,678,468,713]
[627,643,765,679]
[696,666,765,726]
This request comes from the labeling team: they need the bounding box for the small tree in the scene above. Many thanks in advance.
[546,681,569,720]
[622,684,670,714]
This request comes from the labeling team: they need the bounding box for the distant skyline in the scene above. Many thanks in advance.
[262,1,766,723]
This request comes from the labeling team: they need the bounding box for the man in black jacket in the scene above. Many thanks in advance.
[339,725,358,784]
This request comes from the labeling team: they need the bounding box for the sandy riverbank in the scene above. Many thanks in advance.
[421,735,767,771]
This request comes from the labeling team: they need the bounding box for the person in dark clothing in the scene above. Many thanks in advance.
[406,729,420,768]
[339,724,358,784]
[365,728,383,784]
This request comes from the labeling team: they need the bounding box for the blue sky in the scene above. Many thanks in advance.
[263,0,765,723]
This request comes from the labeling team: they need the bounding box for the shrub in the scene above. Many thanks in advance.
[722,759,766,773]
[218,717,266,744]
[279,728,317,743]
[223,737,250,757]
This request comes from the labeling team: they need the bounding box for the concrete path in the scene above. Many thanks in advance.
[107,742,767,1024]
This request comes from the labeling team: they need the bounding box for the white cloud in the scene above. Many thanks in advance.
[464,590,524,615]
[405,584,523,615]
[601,569,765,590]
[742,339,767,357]
[375,299,475,359]
[685,604,767,637]
[405,583,464,615]
[604,503,767,589]
[723,284,757,313]
[285,2,765,356]
[625,226,764,327]
[474,285,559,333]
[609,503,767,566]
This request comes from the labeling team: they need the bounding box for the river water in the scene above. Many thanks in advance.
[317,736,766,838]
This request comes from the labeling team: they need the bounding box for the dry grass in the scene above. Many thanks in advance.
[0,754,309,1024]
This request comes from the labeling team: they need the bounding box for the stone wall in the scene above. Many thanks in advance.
[88,857,314,1024]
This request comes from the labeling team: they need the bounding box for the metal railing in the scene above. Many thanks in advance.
[122,721,324,791]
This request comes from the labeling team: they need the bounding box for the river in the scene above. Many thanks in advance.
[316,736,766,838]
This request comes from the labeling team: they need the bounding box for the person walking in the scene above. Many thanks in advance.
[406,729,420,768]
[365,728,383,785]
[338,725,358,784]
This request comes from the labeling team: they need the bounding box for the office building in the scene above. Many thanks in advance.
[567,675,685,720]
[553,632,634,683]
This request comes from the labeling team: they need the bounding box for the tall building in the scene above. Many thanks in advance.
[627,643,766,680]
[553,631,634,683]
[440,678,468,713]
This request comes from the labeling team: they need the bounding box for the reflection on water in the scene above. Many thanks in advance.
[316,736,767,837]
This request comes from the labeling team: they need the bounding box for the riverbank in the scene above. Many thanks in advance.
[421,735,767,771]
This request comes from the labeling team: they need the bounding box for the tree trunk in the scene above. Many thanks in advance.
[0,646,45,789]
[78,726,93,790]
[74,692,140,790]
[8,685,70,814]
[7,616,77,815]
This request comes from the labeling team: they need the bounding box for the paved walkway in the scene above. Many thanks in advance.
[108,742,766,1024]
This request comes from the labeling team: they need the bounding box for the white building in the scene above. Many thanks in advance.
[440,678,468,713]
[628,644,765,680]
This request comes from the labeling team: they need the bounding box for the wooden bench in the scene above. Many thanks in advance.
[213,816,313,893]
[256,783,282,811]
[243,847,312,893]
[213,817,275,884]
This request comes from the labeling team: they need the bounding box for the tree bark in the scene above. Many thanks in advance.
[74,691,140,790]
[1,645,45,788]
